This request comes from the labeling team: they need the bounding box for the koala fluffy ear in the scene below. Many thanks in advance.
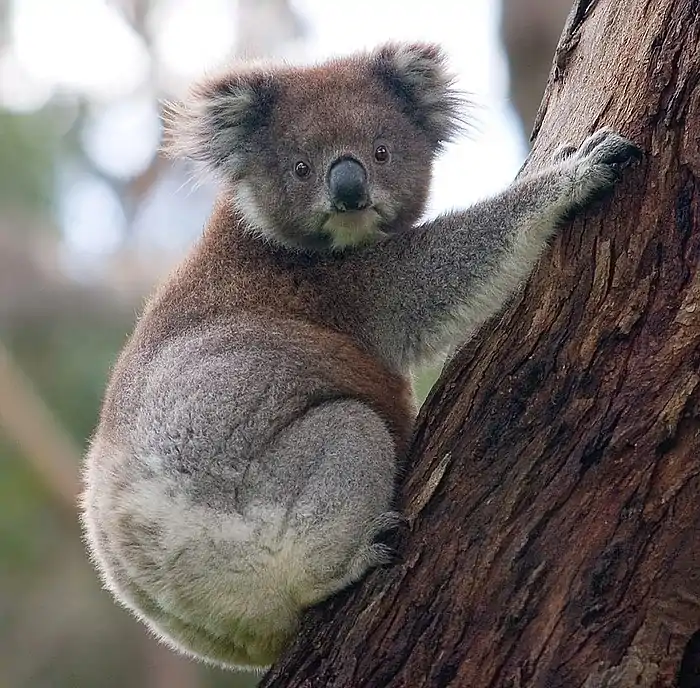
[163,68,277,176]
[372,43,467,150]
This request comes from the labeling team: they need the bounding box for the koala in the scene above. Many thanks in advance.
[81,43,640,671]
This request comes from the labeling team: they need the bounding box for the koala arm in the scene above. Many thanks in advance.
[343,129,640,370]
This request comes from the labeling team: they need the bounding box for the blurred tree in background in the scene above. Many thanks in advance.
[500,0,571,134]
[0,1,567,685]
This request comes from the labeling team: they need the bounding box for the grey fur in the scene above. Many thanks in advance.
[81,42,640,672]
[338,127,642,369]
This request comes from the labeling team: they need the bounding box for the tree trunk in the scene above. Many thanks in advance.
[261,1,700,686]
[500,0,571,136]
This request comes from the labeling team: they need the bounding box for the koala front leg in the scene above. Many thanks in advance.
[347,129,641,369]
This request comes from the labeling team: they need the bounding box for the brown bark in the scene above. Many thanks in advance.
[260,1,700,686]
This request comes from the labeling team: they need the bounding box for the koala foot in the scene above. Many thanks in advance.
[317,511,405,600]
[369,510,407,560]
[352,510,406,571]
[369,510,406,537]
[557,128,642,208]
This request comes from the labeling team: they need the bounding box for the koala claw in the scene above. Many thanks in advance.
[559,128,641,207]
[370,510,406,534]
[552,143,578,163]
[578,127,642,167]
[557,128,642,168]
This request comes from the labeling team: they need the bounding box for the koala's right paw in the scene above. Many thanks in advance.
[556,128,642,208]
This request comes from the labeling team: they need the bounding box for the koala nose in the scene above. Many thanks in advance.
[328,158,369,212]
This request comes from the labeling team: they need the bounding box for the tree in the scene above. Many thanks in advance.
[500,0,571,134]
[260,1,700,686]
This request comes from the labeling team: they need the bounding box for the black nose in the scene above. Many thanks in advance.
[328,158,369,212]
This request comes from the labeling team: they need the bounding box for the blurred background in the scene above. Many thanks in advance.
[0,0,571,685]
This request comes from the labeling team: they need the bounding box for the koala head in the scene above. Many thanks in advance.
[167,43,467,252]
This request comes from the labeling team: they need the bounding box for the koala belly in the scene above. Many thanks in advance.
[82,329,401,669]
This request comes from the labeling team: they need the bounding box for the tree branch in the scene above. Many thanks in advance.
[0,340,80,511]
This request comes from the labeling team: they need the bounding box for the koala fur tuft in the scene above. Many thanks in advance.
[164,66,279,180]
[82,43,640,671]
[372,42,467,149]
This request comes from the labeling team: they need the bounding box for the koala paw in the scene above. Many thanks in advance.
[369,510,406,536]
[557,128,642,208]
[362,510,407,565]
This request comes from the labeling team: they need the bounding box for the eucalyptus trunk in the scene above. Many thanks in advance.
[261,1,700,685]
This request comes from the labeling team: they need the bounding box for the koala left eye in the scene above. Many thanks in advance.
[374,145,390,163]
[294,161,311,178]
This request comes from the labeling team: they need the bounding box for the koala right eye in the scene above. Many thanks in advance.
[374,144,390,163]
[294,161,311,179]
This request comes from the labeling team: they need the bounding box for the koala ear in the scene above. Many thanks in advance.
[372,43,467,150]
[164,68,277,176]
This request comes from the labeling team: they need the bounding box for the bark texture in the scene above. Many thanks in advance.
[261,1,700,686]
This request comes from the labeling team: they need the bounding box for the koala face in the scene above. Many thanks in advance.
[168,44,466,252]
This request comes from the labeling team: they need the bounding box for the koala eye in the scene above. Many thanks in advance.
[374,145,390,164]
[294,161,311,179]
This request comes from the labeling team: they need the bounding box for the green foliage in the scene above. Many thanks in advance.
[0,108,60,217]
[6,322,130,444]
[0,434,53,573]
[414,363,444,403]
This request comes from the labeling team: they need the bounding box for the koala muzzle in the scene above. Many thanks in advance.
[328,158,369,212]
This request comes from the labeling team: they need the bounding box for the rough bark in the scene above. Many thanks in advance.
[261,1,700,686]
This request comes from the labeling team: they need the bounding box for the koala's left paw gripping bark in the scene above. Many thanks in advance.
[556,128,642,207]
